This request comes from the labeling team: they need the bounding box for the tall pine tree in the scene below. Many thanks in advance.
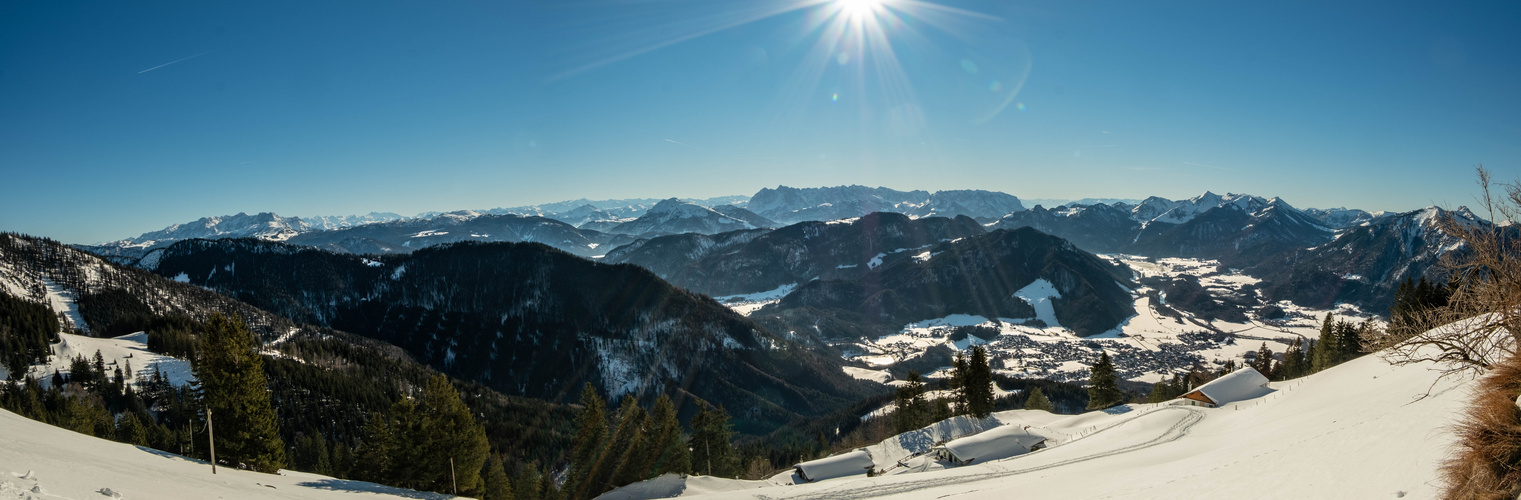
[647,394,690,478]
[689,403,737,478]
[414,375,491,496]
[966,346,995,418]
[568,384,608,500]
[1086,352,1124,410]
[194,313,286,473]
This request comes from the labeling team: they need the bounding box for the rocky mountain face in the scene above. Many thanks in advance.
[1125,199,1333,267]
[606,199,774,236]
[994,194,1334,268]
[79,212,398,262]
[1302,207,1377,228]
[759,227,1137,337]
[280,212,637,258]
[1248,206,1486,309]
[989,203,1141,253]
[747,186,1024,225]
[605,212,989,296]
[147,238,878,433]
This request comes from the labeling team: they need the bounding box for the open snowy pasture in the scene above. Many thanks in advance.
[0,331,194,388]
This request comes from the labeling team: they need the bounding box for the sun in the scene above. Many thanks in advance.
[836,0,886,20]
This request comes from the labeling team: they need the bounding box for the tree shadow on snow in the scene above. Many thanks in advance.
[296,479,453,499]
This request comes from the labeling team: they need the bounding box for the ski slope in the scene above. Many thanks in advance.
[0,408,457,500]
[610,344,1471,499]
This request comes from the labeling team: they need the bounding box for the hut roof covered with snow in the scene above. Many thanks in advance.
[934,424,1046,465]
[793,449,875,482]
[1180,367,1272,407]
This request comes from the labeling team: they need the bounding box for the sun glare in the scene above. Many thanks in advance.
[836,0,885,20]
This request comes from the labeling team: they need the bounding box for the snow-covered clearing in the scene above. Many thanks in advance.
[13,331,195,388]
[611,341,1468,499]
[0,409,456,500]
[715,283,798,316]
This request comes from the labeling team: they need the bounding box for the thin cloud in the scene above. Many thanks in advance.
[138,50,215,74]
[664,138,697,148]
[1182,161,1234,171]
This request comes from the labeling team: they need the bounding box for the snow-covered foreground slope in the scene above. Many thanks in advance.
[0,408,456,500]
[618,347,1470,499]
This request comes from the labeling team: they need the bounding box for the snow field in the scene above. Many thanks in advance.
[18,331,195,389]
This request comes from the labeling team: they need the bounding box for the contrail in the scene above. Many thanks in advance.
[665,138,697,148]
[1182,161,1233,171]
[138,50,214,74]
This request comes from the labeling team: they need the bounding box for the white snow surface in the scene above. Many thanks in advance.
[715,283,797,316]
[0,408,457,500]
[608,341,1470,499]
[20,331,195,388]
[1011,279,1061,328]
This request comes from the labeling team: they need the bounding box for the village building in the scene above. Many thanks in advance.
[793,448,876,483]
[1175,366,1273,408]
[932,424,1047,466]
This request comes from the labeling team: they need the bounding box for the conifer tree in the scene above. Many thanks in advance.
[605,395,649,490]
[568,384,608,500]
[385,397,422,488]
[1086,352,1124,410]
[1023,387,1054,412]
[931,398,952,423]
[966,346,995,418]
[1312,313,1337,372]
[115,411,149,446]
[894,371,930,433]
[647,394,690,478]
[482,454,515,500]
[1253,342,1274,377]
[353,411,394,484]
[689,403,737,478]
[948,352,970,415]
[194,313,286,473]
[414,374,490,496]
[514,462,544,500]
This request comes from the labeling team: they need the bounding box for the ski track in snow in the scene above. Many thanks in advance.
[764,407,1205,500]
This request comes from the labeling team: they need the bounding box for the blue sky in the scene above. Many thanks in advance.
[1,0,1517,244]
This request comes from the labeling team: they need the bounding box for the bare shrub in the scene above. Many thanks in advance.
[1369,166,1521,377]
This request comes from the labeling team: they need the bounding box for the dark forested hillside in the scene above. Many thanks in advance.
[607,212,989,296]
[758,227,1137,337]
[0,232,576,473]
[149,238,880,433]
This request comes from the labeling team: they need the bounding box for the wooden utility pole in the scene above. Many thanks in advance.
[208,408,217,475]
[449,457,457,494]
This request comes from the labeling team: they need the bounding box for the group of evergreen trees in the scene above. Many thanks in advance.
[1140,312,1374,403]
[565,384,720,499]
[888,345,997,434]
[1387,276,1454,338]
[0,290,59,376]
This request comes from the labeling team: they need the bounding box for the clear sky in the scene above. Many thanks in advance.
[2,0,1517,244]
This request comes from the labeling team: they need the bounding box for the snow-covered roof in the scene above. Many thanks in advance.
[794,449,875,482]
[935,424,1046,464]
[1189,367,1272,406]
